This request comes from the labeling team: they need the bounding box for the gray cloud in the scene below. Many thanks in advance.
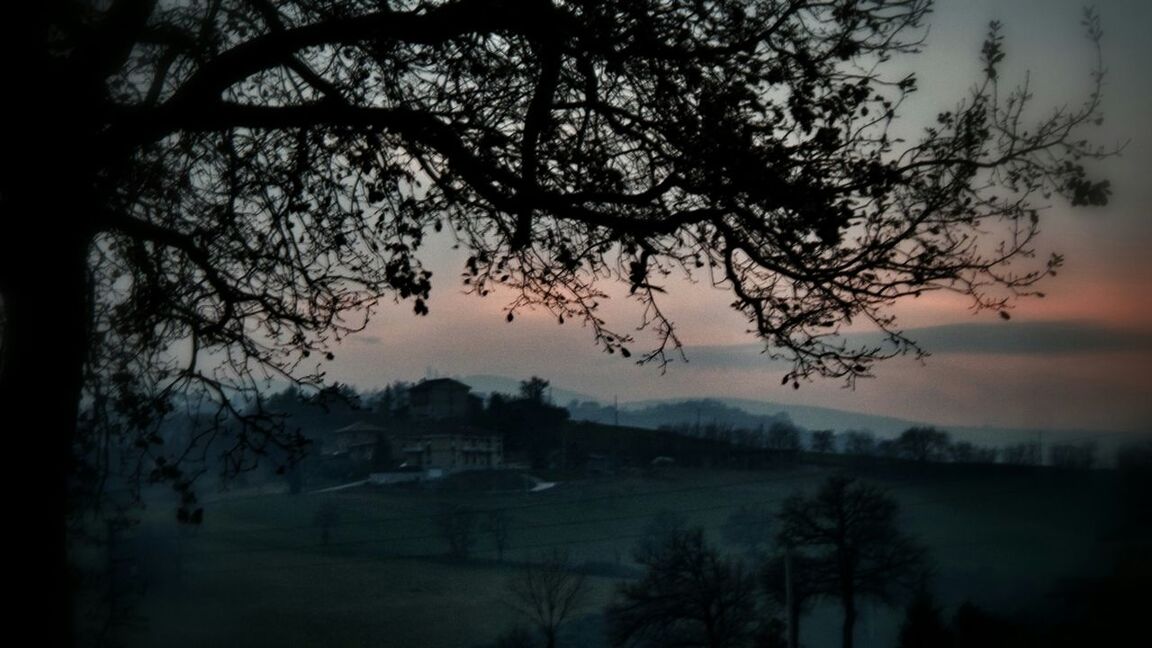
[681,320,1152,369]
[882,320,1152,355]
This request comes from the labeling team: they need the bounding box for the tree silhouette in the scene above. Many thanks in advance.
[896,426,950,463]
[437,504,479,560]
[606,526,758,648]
[777,476,928,648]
[312,500,340,546]
[506,549,588,648]
[0,2,1114,640]
[486,509,513,562]
[842,431,878,457]
[519,376,551,404]
[811,430,837,454]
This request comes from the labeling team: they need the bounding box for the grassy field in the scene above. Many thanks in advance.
[93,463,1120,648]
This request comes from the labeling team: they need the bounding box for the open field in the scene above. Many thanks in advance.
[95,463,1121,648]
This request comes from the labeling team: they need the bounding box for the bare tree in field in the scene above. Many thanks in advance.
[486,510,513,561]
[607,527,758,648]
[778,476,928,648]
[437,504,479,560]
[506,549,588,648]
[896,427,951,463]
[313,500,340,547]
[811,430,837,454]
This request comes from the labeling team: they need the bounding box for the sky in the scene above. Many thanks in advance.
[321,0,1152,434]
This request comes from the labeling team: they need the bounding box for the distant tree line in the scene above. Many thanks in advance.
[807,426,1099,470]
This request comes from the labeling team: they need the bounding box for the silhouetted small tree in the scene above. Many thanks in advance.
[1001,442,1041,466]
[896,427,950,463]
[767,421,802,452]
[947,441,976,463]
[519,376,551,404]
[842,431,877,457]
[506,550,588,648]
[811,430,836,454]
[1049,442,1097,470]
[486,510,513,562]
[607,527,757,648]
[778,476,928,648]
[437,504,479,560]
[313,501,340,547]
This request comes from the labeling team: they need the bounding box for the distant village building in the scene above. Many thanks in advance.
[393,378,503,475]
[408,378,480,420]
[325,421,390,464]
[401,428,505,472]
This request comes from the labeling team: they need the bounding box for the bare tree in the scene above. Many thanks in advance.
[313,500,340,547]
[811,430,837,454]
[1050,442,1098,470]
[1002,442,1041,466]
[437,504,479,560]
[896,427,951,463]
[778,476,928,648]
[766,421,802,453]
[606,527,758,648]
[842,431,877,457]
[506,549,588,648]
[519,377,551,404]
[486,509,513,561]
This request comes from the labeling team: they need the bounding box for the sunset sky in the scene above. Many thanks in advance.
[322,0,1152,434]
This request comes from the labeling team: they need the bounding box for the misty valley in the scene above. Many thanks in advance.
[72,377,1150,648]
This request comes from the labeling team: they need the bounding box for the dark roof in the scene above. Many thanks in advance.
[409,377,472,393]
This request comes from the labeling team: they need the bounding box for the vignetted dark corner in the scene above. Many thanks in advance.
[1,1,1148,647]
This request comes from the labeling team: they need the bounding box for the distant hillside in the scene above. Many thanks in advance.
[567,398,797,434]
[450,374,1134,460]
[624,397,1128,453]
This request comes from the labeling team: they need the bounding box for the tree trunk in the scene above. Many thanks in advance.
[788,598,801,648]
[2,49,96,637]
[841,591,857,648]
[0,223,91,647]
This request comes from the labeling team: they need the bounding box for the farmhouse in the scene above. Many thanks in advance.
[401,426,505,472]
[325,421,392,464]
[392,378,504,473]
[408,377,482,420]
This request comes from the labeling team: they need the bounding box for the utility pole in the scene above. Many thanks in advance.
[784,542,795,648]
